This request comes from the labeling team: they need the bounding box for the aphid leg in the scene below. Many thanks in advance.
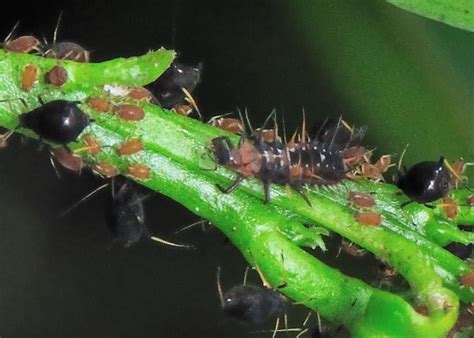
[174,219,208,234]
[182,87,202,121]
[150,235,195,249]
[217,176,245,194]
[60,183,109,217]
[0,130,14,148]
[271,316,280,338]
[243,266,250,286]
[263,180,271,204]
[52,11,63,46]
[216,266,225,307]
[295,328,309,338]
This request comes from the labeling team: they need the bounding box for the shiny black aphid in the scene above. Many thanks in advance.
[148,61,201,109]
[397,157,451,203]
[223,285,285,324]
[19,100,90,144]
[105,181,148,248]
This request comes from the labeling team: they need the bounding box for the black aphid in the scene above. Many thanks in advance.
[105,180,148,248]
[148,61,201,109]
[19,99,90,144]
[222,284,286,324]
[397,157,451,203]
[43,41,90,62]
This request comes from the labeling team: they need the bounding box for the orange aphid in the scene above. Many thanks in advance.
[343,146,371,166]
[173,104,193,116]
[361,163,384,182]
[341,238,366,257]
[355,211,381,226]
[5,36,40,53]
[348,191,375,208]
[87,97,111,113]
[118,139,144,156]
[82,134,101,156]
[467,195,474,206]
[93,162,119,178]
[127,163,150,180]
[442,195,458,219]
[459,272,474,287]
[50,147,83,172]
[21,64,38,91]
[114,104,145,121]
[446,159,468,187]
[211,117,244,134]
[374,155,392,173]
[45,65,68,86]
[127,87,154,101]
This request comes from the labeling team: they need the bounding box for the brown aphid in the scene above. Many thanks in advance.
[340,238,366,257]
[4,36,40,53]
[348,191,375,208]
[87,97,111,113]
[21,64,38,91]
[415,305,429,316]
[467,195,474,206]
[210,117,244,134]
[50,146,83,172]
[173,104,193,116]
[459,272,474,287]
[114,104,145,121]
[127,163,150,180]
[447,159,468,187]
[442,195,458,219]
[118,139,144,156]
[45,65,67,86]
[374,155,392,173]
[379,263,398,278]
[93,161,119,178]
[127,86,155,102]
[360,163,384,182]
[343,146,371,167]
[355,211,382,226]
[81,134,101,156]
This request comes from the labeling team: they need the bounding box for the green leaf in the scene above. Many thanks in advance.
[387,0,474,32]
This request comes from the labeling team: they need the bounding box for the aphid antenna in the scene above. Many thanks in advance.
[295,328,309,338]
[250,328,303,334]
[397,143,410,172]
[150,235,194,249]
[49,153,62,179]
[243,107,255,135]
[52,10,64,46]
[328,116,343,150]
[182,87,202,121]
[261,109,277,130]
[216,266,225,308]
[174,219,208,234]
[4,21,20,43]
[272,317,280,338]
[59,182,109,217]
[236,108,249,142]
[207,112,233,124]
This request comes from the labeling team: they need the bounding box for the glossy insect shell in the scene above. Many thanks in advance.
[105,181,148,248]
[149,62,201,109]
[222,285,285,324]
[397,157,451,203]
[19,100,90,144]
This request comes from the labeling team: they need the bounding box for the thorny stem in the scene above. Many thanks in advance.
[0,49,473,337]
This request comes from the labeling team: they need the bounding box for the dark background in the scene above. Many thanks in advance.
[0,1,472,337]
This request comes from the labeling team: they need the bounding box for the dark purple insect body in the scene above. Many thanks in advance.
[19,100,90,144]
[148,61,201,109]
[223,285,285,324]
[105,180,148,248]
[397,157,451,203]
[43,41,90,62]
[211,118,358,203]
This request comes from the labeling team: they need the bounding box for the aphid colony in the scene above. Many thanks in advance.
[0,23,202,248]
